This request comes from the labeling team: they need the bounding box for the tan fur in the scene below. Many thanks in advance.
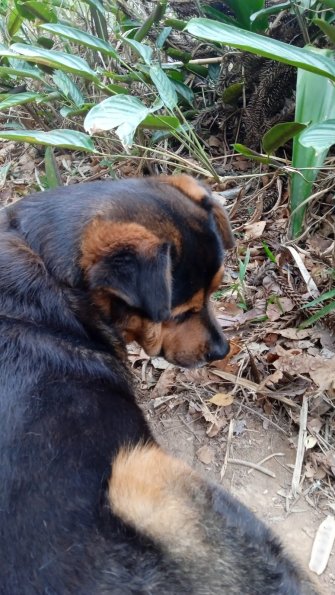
[158,174,208,204]
[109,444,205,554]
[209,264,225,294]
[80,220,161,271]
[171,289,205,317]
[121,315,162,356]
[161,312,210,366]
[158,175,235,249]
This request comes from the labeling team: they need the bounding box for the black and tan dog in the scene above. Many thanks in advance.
[0,175,317,594]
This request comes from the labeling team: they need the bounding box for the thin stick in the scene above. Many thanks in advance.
[227,458,276,478]
[220,419,234,480]
[247,452,285,474]
[290,396,308,498]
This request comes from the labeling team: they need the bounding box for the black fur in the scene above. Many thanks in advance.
[0,179,317,594]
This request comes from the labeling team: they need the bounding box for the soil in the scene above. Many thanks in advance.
[140,392,335,593]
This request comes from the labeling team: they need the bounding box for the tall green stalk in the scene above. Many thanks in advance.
[290,48,335,238]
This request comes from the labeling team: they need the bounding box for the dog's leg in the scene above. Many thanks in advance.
[108,444,317,594]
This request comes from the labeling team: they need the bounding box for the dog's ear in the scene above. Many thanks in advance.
[158,174,235,249]
[80,220,172,322]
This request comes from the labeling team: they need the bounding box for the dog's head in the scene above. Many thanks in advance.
[80,175,234,368]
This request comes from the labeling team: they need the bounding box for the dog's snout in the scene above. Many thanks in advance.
[206,336,230,362]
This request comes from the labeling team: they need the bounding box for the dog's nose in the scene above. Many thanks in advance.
[206,337,230,362]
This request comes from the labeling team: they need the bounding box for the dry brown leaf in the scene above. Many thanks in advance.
[208,135,221,147]
[210,339,242,374]
[244,221,266,241]
[260,370,283,388]
[218,301,243,317]
[278,328,311,340]
[266,298,294,322]
[307,417,323,434]
[151,368,177,398]
[206,415,227,437]
[207,393,234,407]
[181,368,215,385]
[196,445,214,465]
[218,300,266,328]
[263,333,279,347]
[274,354,335,391]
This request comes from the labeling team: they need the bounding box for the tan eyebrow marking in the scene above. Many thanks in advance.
[171,289,205,317]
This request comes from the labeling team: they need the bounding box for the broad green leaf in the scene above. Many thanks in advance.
[168,78,194,105]
[224,0,264,29]
[299,119,335,150]
[15,1,57,22]
[185,19,335,81]
[60,104,93,117]
[105,84,129,95]
[202,5,236,26]
[139,114,180,130]
[0,64,44,81]
[313,18,335,45]
[250,2,290,28]
[156,26,172,49]
[0,129,96,152]
[302,288,335,309]
[10,43,98,81]
[84,95,150,147]
[233,143,270,164]
[0,92,45,110]
[7,7,23,37]
[291,48,335,237]
[52,71,85,106]
[319,0,335,8]
[262,122,306,155]
[0,44,20,57]
[123,38,153,65]
[82,0,105,15]
[149,65,178,110]
[300,301,335,328]
[44,146,62,188]
[40,24,118,59]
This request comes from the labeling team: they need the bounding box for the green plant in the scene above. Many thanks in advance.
[0,2,221,177]
[231,248,251,310]
[300,288,335,328]
[185,15,335,237]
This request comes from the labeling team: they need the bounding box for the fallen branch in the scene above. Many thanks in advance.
[227,458,276,478]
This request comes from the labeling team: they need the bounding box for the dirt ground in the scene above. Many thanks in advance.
[139,389,335,593]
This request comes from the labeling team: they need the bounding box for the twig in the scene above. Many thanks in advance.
[227,458,276,478]
[247,452,285,474]
[210,369,298,408]
[220,419,234,480]
[161,56,226,68]
[290,396,308,498]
